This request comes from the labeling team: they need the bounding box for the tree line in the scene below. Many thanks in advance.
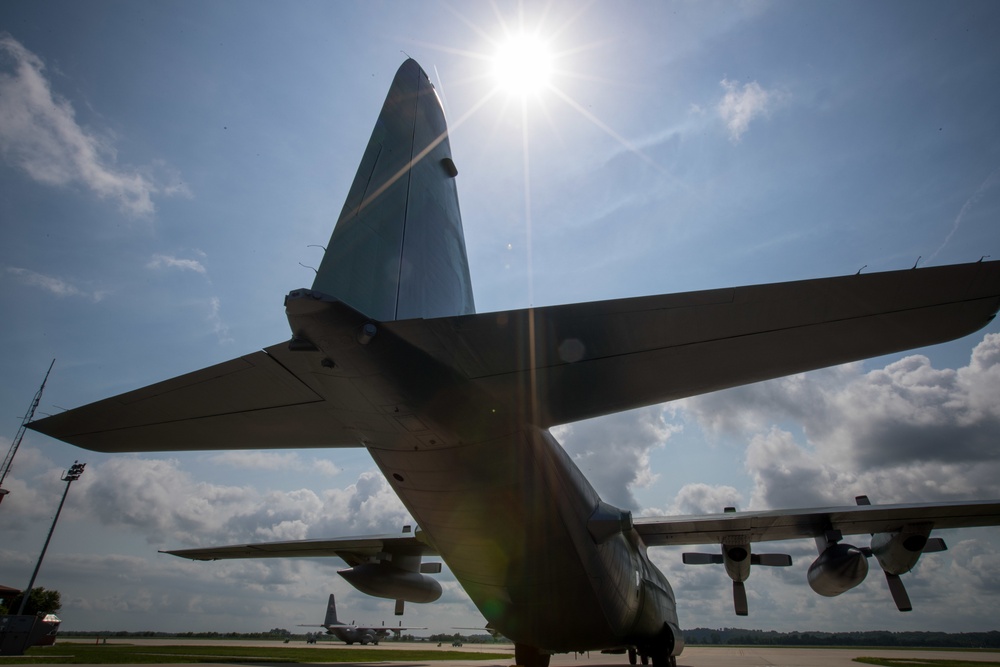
[684,627,1000,648]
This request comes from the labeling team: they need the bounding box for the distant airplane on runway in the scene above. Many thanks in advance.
[300,594,423,645]
[30,59,1000,667]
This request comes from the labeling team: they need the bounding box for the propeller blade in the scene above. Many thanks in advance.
[683,552,723,565]
[394,599,405,616]
[923,537,947,553]
[884,572,912,612]
[733,581,748,616]
[752,553,793,567]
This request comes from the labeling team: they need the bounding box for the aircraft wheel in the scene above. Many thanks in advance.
[650,648,672,667]
[514,644,551,667]
[628,648,638,665]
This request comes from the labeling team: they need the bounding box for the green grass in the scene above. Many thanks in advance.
[855,659,1000,667]
[1,643,512,664]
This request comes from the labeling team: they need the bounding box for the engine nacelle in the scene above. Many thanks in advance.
[807,543,868,597]
[338,562,442,603]
[723,542,751,583]
[870,526,932,576]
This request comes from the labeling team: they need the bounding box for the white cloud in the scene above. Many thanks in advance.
[53,456,405,547]
[930,167,1000,261]
[717,78,780,142]
[207,296,234,344]
[6,266,107,301]
[678,333,1000,509]
[207,451,341,477]
[147,254,207,275]
[0,33,188,217]
[667,482,743,516]
[554,406,681,510]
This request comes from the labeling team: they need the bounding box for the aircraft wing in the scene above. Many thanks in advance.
[632,500,1000,547]
[388,261,1000,427]
[161,532,436,565]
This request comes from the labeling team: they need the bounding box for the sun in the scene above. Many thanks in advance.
[491,33,554,97]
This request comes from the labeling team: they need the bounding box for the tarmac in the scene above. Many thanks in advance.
[10,639,1000,667]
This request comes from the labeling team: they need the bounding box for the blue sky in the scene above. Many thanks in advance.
[2,0,1000,635]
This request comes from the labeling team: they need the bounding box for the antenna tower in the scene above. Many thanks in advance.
[0,359,56,505]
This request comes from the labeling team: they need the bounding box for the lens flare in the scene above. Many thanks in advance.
[492,33,553,96]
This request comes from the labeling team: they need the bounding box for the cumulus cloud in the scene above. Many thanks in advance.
[0,33,189,217]
[6,266,107,301]
[147,254,207,275]
[717,78,780,142]
[207,451,341,476]
[69,456,406,547]
[666,482,743,516]
[553,406,681,510]
[679,333,1000,509]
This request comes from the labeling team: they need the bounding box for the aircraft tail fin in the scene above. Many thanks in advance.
[312,59,476,322]
[324,594,340,627]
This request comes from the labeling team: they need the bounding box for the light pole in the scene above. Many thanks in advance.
[16,461,85,616]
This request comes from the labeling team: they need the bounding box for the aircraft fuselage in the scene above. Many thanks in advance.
[327,625,384,645]
[284,291,683,656]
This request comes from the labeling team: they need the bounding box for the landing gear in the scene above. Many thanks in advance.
[644,640,675,667]
[629,648,638,665]
[649,652,675,667]
[514,644,551,667]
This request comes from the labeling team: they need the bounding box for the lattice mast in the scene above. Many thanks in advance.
[0,359,56,500]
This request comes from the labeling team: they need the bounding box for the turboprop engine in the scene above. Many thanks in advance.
[854,495,947,611]
[870,525,943,576]
[682,508,792,616]
[805,497,949,611]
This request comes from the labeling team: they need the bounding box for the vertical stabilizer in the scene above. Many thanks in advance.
[313,59,476,321]
[324,594,340,627]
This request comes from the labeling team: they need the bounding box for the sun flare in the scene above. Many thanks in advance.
[492,33,554,96]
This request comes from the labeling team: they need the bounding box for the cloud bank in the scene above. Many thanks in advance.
[4,335,999,632]
[0,33,188,217]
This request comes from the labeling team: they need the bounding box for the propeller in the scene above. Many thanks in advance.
[682,507,792,617]
[884,572,912,612]
[682,553,722,565]
[733,582,748,616]
[855,495,947,612]
[683,551,791,615]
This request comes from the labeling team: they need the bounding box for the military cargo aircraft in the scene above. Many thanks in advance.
[300,594,422,645]
[30,59,1000,667]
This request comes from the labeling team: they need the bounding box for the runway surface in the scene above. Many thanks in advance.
[18,639,1000,667]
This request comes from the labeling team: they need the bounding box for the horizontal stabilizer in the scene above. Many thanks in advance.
[389,261,1000,427]
[27,337,385,453]
[162,533,436,565]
